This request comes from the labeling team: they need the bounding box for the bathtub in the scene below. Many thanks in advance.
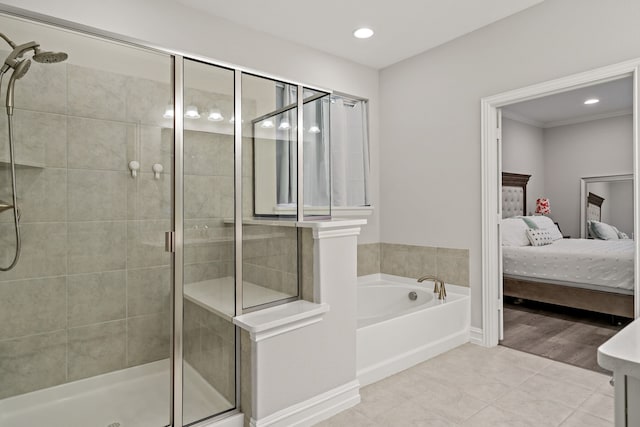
[357,274,470,386]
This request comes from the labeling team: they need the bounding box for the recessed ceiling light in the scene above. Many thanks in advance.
[584,98,600,105]
[353,28,374,39]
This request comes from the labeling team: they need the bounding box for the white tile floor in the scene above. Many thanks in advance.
[318,344,613,426]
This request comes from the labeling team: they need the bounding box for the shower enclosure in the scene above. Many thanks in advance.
[0,9,330,427]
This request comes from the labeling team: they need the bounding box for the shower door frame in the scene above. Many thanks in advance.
[0,5,332,427]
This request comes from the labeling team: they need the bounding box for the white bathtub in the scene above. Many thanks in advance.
[357,274,470,386]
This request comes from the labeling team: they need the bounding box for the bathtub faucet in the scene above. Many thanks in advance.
[416,275,447,300]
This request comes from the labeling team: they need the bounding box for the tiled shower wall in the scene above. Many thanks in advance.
[0,59,177,399]
[0,51,313,403]
[357,243,470,287]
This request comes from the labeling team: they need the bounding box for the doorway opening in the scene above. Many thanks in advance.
[480,60,640,367]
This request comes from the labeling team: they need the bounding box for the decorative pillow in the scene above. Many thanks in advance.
[526,228,554,246]
[502,218,530,246]
[520,215,563,241]
[590,220,620,240]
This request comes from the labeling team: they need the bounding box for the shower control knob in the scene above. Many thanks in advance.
[152,163,163,179]
[128,160,140,178]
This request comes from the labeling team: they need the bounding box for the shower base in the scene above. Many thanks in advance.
[0,359,232,427]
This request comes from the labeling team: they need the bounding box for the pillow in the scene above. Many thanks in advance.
[617,230,630,239]
[589,220,620,240]
[526,228,554,246]
[519,215,563,241]
[502,218,530,246]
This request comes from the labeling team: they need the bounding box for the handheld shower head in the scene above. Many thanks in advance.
[12,59,31,80]
[1,41,38,75]
[6,59,31,115]
[33,50,68,64]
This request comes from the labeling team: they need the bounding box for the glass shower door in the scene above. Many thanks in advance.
[181,58,236,425]
[0,13,174,427]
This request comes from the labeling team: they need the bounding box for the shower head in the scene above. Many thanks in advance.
[33,50,68,64]
[12,59,31,80]
[1,41,38,75]
[6,59,31,115]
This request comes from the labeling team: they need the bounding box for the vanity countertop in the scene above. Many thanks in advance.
[598,318,640,377]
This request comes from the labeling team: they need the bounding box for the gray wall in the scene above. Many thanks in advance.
[380,0,640,329]
[544,115,632,237]
[502,117,545,216]
[608,180,633,237]
[502,114,632,237]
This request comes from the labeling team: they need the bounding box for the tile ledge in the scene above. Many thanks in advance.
[233,300,330,342]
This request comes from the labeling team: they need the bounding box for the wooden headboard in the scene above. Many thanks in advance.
[587,192,604,223]
[502,172,531,218]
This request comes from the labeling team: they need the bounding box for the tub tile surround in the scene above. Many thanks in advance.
[318,344,614,426]
[358,243,470,287]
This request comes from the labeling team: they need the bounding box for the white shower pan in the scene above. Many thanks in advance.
[0,359,231,427]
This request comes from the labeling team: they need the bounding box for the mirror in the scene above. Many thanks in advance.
[580,174,633,238]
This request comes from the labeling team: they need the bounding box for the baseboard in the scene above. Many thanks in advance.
[250,380,360,427]
[357,329,469,387]
[470,327,484,345]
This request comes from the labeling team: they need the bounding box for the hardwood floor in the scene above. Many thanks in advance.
[500,298,631,373]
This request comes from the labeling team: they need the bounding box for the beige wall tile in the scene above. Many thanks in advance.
[67,170,128,221]
[373,243,468,286]
[67,320,126,381]
[0,276,66,340]
[125,75,172,128]
[127,313,170,366]
[184,261,228,285]
[126,220,171,269]
[185,130,234,177]
[140,126,172,173]
[67,116,134,171]
[14,61,67,115]
[0,168,67,224]
[0,330,67,399]
[127,266,171,317]
[67,65,127,121]
[406,245,437,279]
[127,172,172,221]
[357,243,380,277]
[0,110,66,167]
[380,243,409,276]
[300,228,314,302]
[67,271,126,327]
[68,221,126,274]
[0,222,67,281]
[436,248,470,287]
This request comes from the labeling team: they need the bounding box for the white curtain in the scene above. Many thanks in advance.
[275,92,369,209]
[330,97,370,207]
[302,98,330,208]
[276,87,297,205]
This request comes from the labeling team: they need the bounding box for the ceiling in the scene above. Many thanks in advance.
[177,0,543,69]
[503,77,633,128]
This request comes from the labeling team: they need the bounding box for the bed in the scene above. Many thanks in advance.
[501,172,634,318]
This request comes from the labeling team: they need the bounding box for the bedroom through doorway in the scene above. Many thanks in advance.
[497,77,635,372]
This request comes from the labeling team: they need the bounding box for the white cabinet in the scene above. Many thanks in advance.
[598,319,640,426]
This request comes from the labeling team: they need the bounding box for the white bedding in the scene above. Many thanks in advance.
[503,238,635,292]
